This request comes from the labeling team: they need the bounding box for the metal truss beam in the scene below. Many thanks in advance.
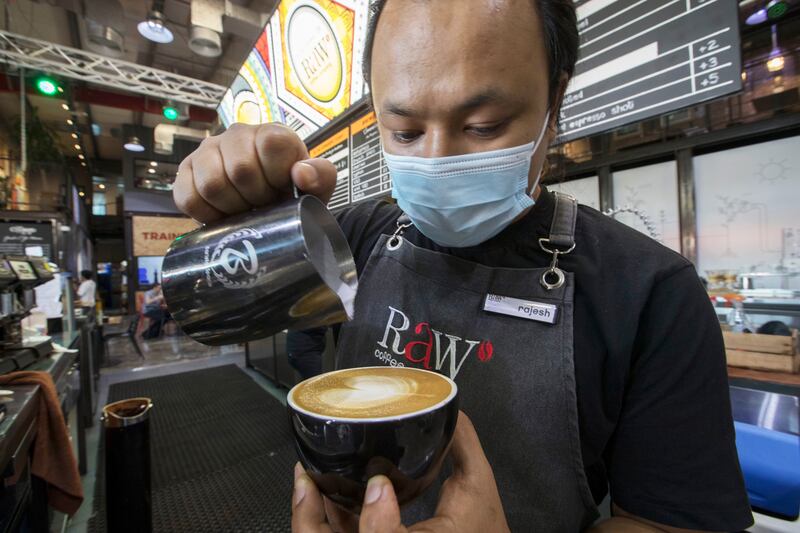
[0,30,226,109]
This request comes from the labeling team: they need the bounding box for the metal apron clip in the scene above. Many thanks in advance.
[538,238,574,290]
[387,214,413,251]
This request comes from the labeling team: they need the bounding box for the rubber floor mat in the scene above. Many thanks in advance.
[87,365,295,532]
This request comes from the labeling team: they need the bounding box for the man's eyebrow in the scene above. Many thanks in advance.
[381,89,518,118]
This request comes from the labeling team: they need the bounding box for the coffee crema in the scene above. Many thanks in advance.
[289,367,454,419]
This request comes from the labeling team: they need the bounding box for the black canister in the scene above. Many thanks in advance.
[102,397,154,533]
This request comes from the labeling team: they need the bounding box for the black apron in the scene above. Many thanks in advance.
[336,194,599,532]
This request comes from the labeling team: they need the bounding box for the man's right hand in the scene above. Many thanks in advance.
[173,123,337,223]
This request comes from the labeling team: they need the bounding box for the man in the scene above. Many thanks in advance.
[141,282,169,339]
[287,327,328,380]
[173,1,752,531]
[75,270,96,310]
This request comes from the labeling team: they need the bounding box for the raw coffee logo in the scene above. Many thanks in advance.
[374,306,495,379]
[204,228,263,289]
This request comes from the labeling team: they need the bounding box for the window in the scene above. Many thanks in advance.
[694,135,800,289]
[547,176,600,210]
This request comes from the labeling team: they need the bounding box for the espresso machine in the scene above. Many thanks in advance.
[0,256,55,373]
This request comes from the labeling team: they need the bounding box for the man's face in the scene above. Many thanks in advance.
[371,0,555,191]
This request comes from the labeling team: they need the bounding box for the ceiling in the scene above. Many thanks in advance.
[0,0,277,168]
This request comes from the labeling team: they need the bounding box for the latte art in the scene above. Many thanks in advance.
[290,367,454,419]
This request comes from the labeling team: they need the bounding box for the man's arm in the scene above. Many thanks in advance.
[589,505,706,533]
[604,264,752,531]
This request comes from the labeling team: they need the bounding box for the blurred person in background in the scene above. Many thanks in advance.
[142,282,169,339]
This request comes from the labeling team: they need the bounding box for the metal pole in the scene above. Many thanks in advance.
[19,67,26,174]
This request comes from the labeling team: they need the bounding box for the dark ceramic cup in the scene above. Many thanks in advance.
[287,367,459,513]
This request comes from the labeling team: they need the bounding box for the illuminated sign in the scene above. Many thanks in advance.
[219,0,369,139]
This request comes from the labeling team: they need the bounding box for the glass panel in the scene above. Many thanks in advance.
[134,160,178,191]
[546,176,600,210]
[611,161,681,252]
[92,192,106,215]
[694,135,800,290]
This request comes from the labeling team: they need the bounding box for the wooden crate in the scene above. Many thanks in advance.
[724,330,799,374]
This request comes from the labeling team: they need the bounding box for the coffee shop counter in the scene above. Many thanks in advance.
[0,330,85,533]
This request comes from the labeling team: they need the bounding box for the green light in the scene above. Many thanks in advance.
[35,77,59,96]
[767,0,788,19]
[162,106,179,121]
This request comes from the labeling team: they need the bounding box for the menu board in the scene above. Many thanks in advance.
[350,112,391,203]
[560,0,741,142]
[308,111,394,210]
[0,221,54,258]
[309,127,351,209]
[218,0,369,139]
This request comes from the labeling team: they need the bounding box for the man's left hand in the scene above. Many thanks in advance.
[291,412,510,533]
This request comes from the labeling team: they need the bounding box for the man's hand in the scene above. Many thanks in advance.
[291,412,510,533]
[173,123,337,223]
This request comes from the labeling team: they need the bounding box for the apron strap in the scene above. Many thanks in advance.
[548,192,578,249]
[538,192,578,290]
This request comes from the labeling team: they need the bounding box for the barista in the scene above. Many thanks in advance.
[173,1,752,530]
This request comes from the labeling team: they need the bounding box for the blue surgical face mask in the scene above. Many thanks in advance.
[384,112,550,248]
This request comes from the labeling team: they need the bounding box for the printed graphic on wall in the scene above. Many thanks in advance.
[611,161,681,253]
[218,0,369,139]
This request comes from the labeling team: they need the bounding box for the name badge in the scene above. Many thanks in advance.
[483,294,559,325]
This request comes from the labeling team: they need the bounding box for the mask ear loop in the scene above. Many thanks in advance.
[526,111,552,199]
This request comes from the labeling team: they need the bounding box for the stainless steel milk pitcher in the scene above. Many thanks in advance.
[162,195,358,345]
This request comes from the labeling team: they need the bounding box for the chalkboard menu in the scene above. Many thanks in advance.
[350,112,392,203]
[310,127,351,210]
[0,221,54,258]
[560,0,741,142]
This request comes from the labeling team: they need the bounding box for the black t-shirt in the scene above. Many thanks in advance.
[335,187,752,531]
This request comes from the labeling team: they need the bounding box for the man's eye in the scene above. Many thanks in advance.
[392,131,422,144]
[466,123,505,137]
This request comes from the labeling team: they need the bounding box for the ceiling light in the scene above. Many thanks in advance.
[148,168,156,174]
[74,143,81,150]
[78,154,85,160]
[767,0,788,20]
[98,183,106,190]
[57,86,64,93]
[766,24,785,73]
[138,10,174,44]
[78,190,85,196]
[162,104,180,121]
[81,162,87,167]
[124,136,145,152]
[150,161,158,167]
[66,119,73,125]
[767,54,785,72]
[71,133,78,139]
[746,8,767,25]
[62,103,70,111]
[35,76,59,96]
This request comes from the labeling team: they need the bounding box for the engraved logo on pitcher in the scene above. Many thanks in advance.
[204,228,264,288]
[219,240,258,275]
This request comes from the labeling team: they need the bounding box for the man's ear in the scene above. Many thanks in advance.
[548,72,571,133]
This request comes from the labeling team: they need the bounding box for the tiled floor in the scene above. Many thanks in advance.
[65,332,287,533]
